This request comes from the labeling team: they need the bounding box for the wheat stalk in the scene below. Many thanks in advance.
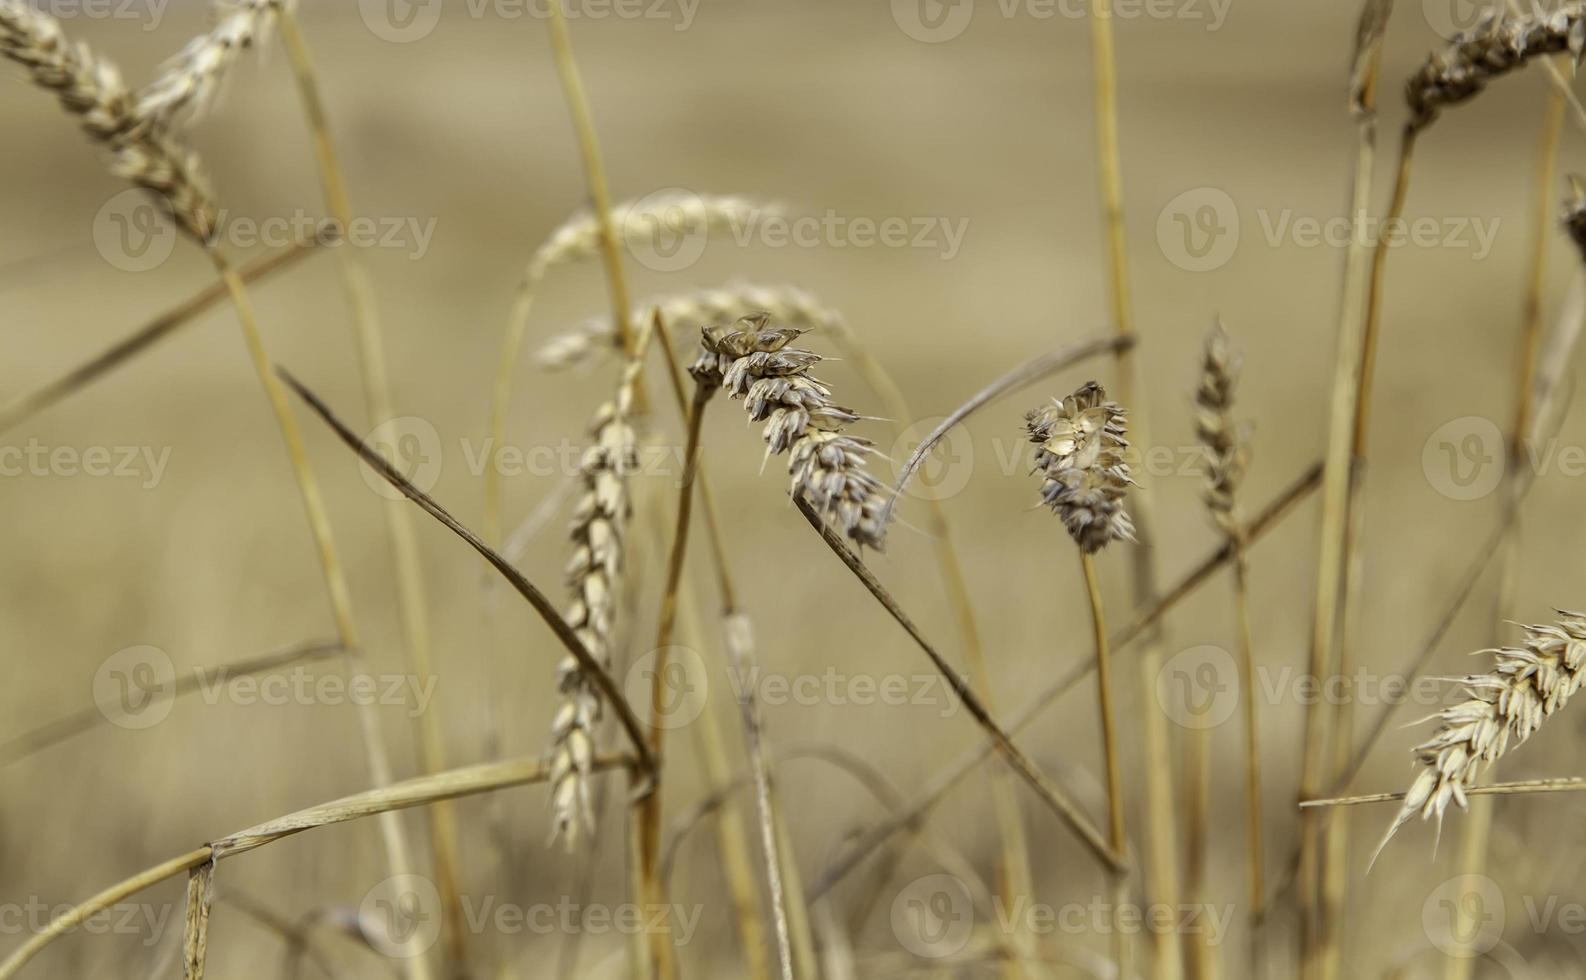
[1025,380,1133,975]
[689,313,889,550]
[1372,613,1586,861]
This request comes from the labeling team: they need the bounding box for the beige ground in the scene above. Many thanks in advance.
[4,0,1586,976]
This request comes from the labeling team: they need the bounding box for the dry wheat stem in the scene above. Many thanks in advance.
[279,369,658,778]
[545,0,635,360]
[270,16,467,968]
[810,460,1321,900]
[1304,777,1586,808]
[793,496,1126,873]
[549,324,655,848]
[0,231,330,437]
[0,749,636,978]
[1081,551,1131,977]
[0,639,341,768]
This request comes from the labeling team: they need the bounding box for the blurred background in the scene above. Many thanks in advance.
[4,0,1586,975]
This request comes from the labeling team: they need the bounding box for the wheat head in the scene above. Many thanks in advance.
[1407,6,1586,131]
[1024,382,1135,554]
[137,0,291,129]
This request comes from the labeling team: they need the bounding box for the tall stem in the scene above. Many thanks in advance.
[274,15,465,972]
[1081,551,1129,980]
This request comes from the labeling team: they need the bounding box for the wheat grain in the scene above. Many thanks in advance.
[1374,612,1586,861]
[689,313,888,550]
[137,0,290,128]
[1407,6,1586,131]
[548,328,652,849]
[1024,381,1135,554]
[537,283,841,371]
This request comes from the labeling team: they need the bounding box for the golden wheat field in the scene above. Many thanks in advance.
[7,0,1586,977]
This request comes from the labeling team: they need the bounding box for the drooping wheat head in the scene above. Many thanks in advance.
[546,331,652,849]
[537,283,843,372]
[137,0,292,129]
[1406,6,1586,131]
[1196,324,1249,537]
[1374,612,1586,860]
[1024,382,1135,554]
[0,0,218,241]
[689,313,889,550]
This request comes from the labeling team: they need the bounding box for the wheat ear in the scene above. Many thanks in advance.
[1373,613,1586,862]
[1194,325,1260,974]
[137,0,290,128]
[689,313,890,550]
[1406,5,1586,131]
[549,323,655,848]
[486,195,776,539]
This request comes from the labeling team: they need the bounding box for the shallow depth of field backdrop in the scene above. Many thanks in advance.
[4,0,1586,977]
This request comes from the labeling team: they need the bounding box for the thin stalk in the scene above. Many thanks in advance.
[1081,552,1129,979]
[1304,123,1418,980]
[808,462,1322,899]
[635,382,711,980]
[796,499,1125,873]
[0,753,631,979]
[1303,776,1586,809]
[824,325,1036,975]
[274,15,466,972]
[1232,547,1263,973]
[211,250,425,976]
[1085,4,1176,976]
[1445,79,1565,980]
[545,0,634,359]
[0,234,328,437]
